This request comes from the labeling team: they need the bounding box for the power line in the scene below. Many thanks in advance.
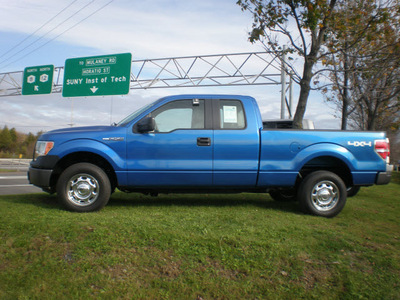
[0,0,80,61]
[0,0,97,68]
[0,0,115,70]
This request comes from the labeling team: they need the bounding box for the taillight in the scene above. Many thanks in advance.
[374,138,390,163]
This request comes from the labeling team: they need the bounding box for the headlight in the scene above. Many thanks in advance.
[34,141,54,160]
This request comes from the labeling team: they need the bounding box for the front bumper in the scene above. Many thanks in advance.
[376,164,393,185]
[27,155,59,188]
[28,167,53,187]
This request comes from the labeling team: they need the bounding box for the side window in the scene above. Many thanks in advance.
[151,99,205,133]
[219,100,245,129]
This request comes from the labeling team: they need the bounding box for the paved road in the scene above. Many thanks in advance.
[0,158,43,195]
[0,171,43,195]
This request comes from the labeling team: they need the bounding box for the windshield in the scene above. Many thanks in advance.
[116,101,157,127]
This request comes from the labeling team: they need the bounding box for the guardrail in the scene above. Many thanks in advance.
[0,158,31,171]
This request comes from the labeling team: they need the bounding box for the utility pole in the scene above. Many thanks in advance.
[280,46,287,119]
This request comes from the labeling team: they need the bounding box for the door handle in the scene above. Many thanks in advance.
[197,137,211,146]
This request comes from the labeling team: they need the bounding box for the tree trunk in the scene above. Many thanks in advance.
[341,48,350,130]
[367,116,376,131]
[293,59,314,128]
[341,99,349,130]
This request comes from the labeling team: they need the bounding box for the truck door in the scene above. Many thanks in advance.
[213,99,260,186]
[126,99,213,187]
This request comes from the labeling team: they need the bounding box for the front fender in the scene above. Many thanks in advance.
[54,139,126,171]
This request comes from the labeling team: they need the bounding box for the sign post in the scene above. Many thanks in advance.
[22,65,54,95]
[62,53,132,97]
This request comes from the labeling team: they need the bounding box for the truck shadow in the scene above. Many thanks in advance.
[2,193,62,211]
[2,192,301,215]
[108,192,301,215]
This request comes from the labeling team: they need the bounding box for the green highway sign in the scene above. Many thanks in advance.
[22,65,54,95]
[62,53,132,97]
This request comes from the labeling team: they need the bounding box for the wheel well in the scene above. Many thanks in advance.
[50,152,118,191]
[299,156,353,187]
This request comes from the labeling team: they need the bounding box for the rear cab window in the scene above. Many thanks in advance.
[218,100,246,129]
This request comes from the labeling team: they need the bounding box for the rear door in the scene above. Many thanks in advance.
[213,99,260,186]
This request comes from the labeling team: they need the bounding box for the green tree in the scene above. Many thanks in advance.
[0,128,40,157]
[9,128,17,142]
[0,126,12,152]
[23,132,38,157]
[9,127,18,153]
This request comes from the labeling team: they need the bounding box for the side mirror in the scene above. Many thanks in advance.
[137,117,155,133]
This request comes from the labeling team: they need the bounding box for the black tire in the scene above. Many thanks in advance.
[56,163,111,212]
[298,171,347,218]
[269,188,297,202]
[347,186,361,197]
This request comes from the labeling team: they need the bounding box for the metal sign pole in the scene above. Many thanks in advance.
[280,46,287,119]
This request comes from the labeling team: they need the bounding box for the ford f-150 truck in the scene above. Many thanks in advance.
[28,94,393,217]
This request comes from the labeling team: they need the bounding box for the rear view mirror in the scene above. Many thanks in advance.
[137,117,156,133]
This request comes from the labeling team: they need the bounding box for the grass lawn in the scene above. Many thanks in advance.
[1,173,399,299]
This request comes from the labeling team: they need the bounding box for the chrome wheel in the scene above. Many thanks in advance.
[310,180,339,211]
[298,171,347,218]
[57,163,111,212]
[66,173,100,206]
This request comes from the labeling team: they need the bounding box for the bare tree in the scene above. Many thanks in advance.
[237,0,338,128]
[324,0,400,130]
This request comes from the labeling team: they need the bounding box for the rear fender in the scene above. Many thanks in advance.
[294,143,383,186]
[294,143,356,172]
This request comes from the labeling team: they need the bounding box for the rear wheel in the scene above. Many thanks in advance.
[56,163,111,212]
[298,171,347,218]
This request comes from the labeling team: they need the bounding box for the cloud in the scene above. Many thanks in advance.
[0,0,258,62]
[0,0,340,133]
[0,85,339,134]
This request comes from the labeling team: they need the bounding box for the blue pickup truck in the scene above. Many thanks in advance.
[28,94,392,217]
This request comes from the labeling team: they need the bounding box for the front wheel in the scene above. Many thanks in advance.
[56,163,111,212]
[298,171,347,218]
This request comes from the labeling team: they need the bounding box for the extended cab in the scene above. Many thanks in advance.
[28,95,393,217]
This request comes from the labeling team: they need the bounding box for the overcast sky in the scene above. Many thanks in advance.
[0,0,340,133]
